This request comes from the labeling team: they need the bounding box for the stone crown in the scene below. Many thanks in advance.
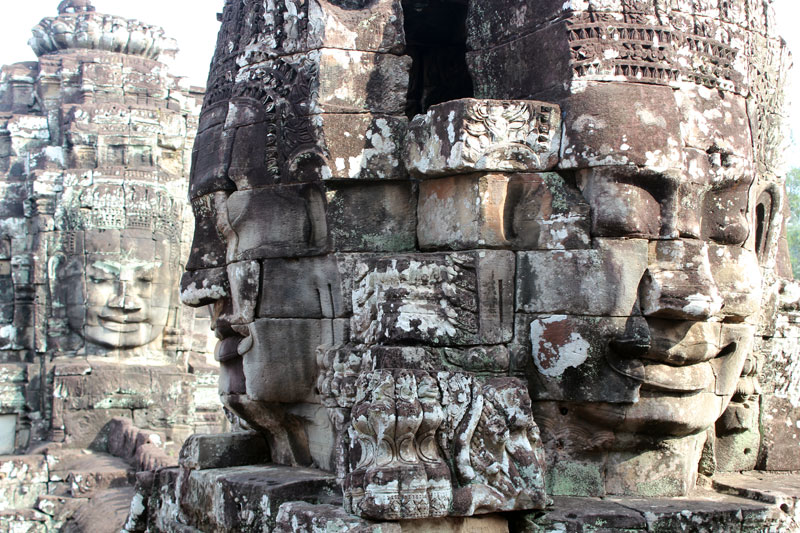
[28,1,178,60]
[58,0,96,14]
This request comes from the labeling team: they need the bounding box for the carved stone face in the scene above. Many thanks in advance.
[520,81,764,493]
[62,229,175,350]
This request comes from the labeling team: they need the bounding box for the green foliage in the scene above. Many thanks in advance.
[787,168,800,278]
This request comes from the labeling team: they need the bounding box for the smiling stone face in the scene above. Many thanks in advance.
[463,0,790,497]
[62,229,175,350]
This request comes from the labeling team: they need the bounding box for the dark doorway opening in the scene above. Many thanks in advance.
[403,0,474,118]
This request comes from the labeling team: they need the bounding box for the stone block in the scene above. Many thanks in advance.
[759,395,800,472]
[179,465,339,533]
[233,0,404,57]
[418,173,590,251]
[675,84,752,158]
[512,496,646,531]
[227,260,260,325]
[559,83,684,170]
[224,109,408,188]
[180,267,229,308]
[185,193,228,269]
[351,251,515,346]
[259,256,348,319]
[0,509,50,532]
[189,104,236,200]
[326,181,417,252]
[345,371,546,519]
[179,432,269,471]
[224,184,328,260]
[708,244,761,321]
[640,240,723,320]
[468,23,570,101]
[313,113,407,181]
[274,501,400,533]
[62,408,132,450]
[405,99,560,177]
[241,318,349,404]
[237,50,410,116]
[516,239,648,316]
[0,454,49,509]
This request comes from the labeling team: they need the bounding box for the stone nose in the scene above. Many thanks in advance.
[107,281,143,311]
[638,240,723,321]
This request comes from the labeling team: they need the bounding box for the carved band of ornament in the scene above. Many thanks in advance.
[567,22,742,91]
[568,23,676,46]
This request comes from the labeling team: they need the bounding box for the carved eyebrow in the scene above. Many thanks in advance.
[91,260,163,276]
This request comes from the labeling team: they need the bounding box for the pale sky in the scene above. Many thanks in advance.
[0,0,224,87]
[0,0,798,164]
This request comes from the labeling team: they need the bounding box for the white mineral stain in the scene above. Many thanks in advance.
[530,316,590,377]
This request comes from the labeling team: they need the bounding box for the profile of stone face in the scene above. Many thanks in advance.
[52,183,181,357]
[183,0,791,519]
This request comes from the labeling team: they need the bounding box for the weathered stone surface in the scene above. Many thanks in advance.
[259,256,348,319]
[237,50,410,116]
[514,480,800,532]
[345,371,547,519]
[0,0,224,462]
[517,239,648,316]
[236,0,404,56]
[405,99,560,177]
[313,114,408,181]
[241,318,348,403]
[0,455,49,509]
[178,432,269,471]
[759,395,800,472]
[178,465,339,532]
[223,184,328,260]
[559,83,684,170]
[351,251,515,346]
[60,486,137,533]
[327,182,418,252]
[274,501,400,533]
[418,173,591,251]
[160,0,798,526]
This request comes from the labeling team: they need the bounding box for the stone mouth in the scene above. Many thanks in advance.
[607,342,738,394]
[214,336,243,362]
[99,317,143,333]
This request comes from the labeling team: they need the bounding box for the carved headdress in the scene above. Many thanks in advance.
[56,182,183,261]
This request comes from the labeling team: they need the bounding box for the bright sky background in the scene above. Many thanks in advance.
[0,0,224,87]
[0,0,798,165]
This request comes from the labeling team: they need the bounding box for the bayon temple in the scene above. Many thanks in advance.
[0,0,800,531]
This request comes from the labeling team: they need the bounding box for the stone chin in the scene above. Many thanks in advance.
[546,332,751,447]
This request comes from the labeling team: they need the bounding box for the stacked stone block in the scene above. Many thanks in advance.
[135,0,800,531]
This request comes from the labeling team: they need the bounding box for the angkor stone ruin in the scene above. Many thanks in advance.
[3,0,800,531]
[0,1,224,530]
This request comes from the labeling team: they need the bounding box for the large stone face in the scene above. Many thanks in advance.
[0,0,223,463]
